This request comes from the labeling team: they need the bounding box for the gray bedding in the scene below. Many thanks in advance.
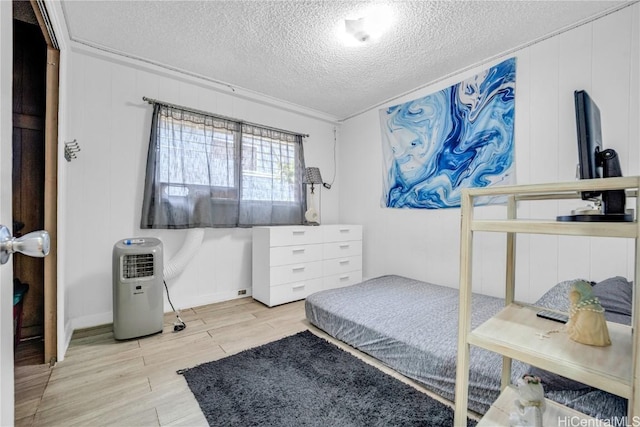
[305,275,627,419]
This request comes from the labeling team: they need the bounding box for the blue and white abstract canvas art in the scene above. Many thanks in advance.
[380,57,516,209]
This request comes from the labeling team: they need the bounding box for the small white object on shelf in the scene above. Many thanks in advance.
[509,375,545,427]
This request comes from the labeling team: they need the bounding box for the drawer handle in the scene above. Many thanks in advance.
[339,260,350,265]
[292,230,306,235]
[292,248,306,254]
[339,228,350,233]
[292,266,306,272]
[292,284,305,290]
[339,244,350,249]
[339,275,350,281]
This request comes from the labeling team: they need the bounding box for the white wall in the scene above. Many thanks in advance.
[339,4,639,303]
[60,47,339,334]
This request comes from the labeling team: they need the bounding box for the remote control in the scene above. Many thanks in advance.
[536,310,569,324]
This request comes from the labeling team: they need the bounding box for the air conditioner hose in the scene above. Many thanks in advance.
[163,228,205,281]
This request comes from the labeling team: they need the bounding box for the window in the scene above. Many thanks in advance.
[141,104,306,228]
[241,129,299,203]
[158,121,238,199]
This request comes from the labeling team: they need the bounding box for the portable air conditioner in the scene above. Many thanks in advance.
[113,238,164,340]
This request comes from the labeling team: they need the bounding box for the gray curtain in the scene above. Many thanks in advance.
[141,104,306,228]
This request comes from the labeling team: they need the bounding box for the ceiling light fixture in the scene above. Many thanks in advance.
[345,17,371,43]
[341,5,394,45]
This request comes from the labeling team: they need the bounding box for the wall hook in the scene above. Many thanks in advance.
[64,140,80,162]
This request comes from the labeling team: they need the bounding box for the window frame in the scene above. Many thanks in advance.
[141,103,307,229]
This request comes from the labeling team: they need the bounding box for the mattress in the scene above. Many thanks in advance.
[305,275,627,419]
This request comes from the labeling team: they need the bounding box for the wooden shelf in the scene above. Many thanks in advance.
[464,176,640,197]
[453,177,640,426]
[477,385,596,426]
[469,304,633,398]
[471,219,638,238]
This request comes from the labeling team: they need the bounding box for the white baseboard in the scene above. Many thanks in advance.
[67,290,253,335]
[169,289,253,312]
[58,319,75,362]
[71,311,113,332]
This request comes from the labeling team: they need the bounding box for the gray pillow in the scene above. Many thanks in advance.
[591,276,632,317]
[534,279,588,312]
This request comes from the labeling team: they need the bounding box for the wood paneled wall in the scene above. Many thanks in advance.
[339,4,639,302]
[60,47,338,332]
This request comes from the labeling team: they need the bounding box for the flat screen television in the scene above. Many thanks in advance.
[575,90,603,198]
[557,90,632,222]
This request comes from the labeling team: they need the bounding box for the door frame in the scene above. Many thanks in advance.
[29,0,59,365]
[1,3,14,425]
[1,1,59,422]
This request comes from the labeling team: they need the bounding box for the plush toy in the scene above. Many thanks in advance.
[509,375,545,427]
[567,280,611,347]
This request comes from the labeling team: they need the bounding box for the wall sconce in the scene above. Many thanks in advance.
[303,167,323,225]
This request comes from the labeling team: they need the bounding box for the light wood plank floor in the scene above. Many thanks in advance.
[15,297,464,426]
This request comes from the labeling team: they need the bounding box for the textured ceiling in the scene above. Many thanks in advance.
[60,1,634,120]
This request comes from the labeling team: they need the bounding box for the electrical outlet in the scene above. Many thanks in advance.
[238,289,247,295]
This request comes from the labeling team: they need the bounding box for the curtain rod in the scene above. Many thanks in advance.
[142,97,309,138]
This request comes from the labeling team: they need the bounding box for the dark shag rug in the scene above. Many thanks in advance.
[179,330,476,427]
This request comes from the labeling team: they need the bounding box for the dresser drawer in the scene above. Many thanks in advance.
[268,278,324,306]
[324,270,362,290]
[323,225,362,243]
[270,260,323,286]
[268,226,323,247]
[323,240,362,260]
[270,244,323,266]
[323,256,362,276]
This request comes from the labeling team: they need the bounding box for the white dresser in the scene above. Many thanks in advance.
[252,224,362,307]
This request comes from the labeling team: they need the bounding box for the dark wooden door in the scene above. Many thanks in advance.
[12,19,46,341]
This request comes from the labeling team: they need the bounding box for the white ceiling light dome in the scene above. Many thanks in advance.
[341,4,395,46]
